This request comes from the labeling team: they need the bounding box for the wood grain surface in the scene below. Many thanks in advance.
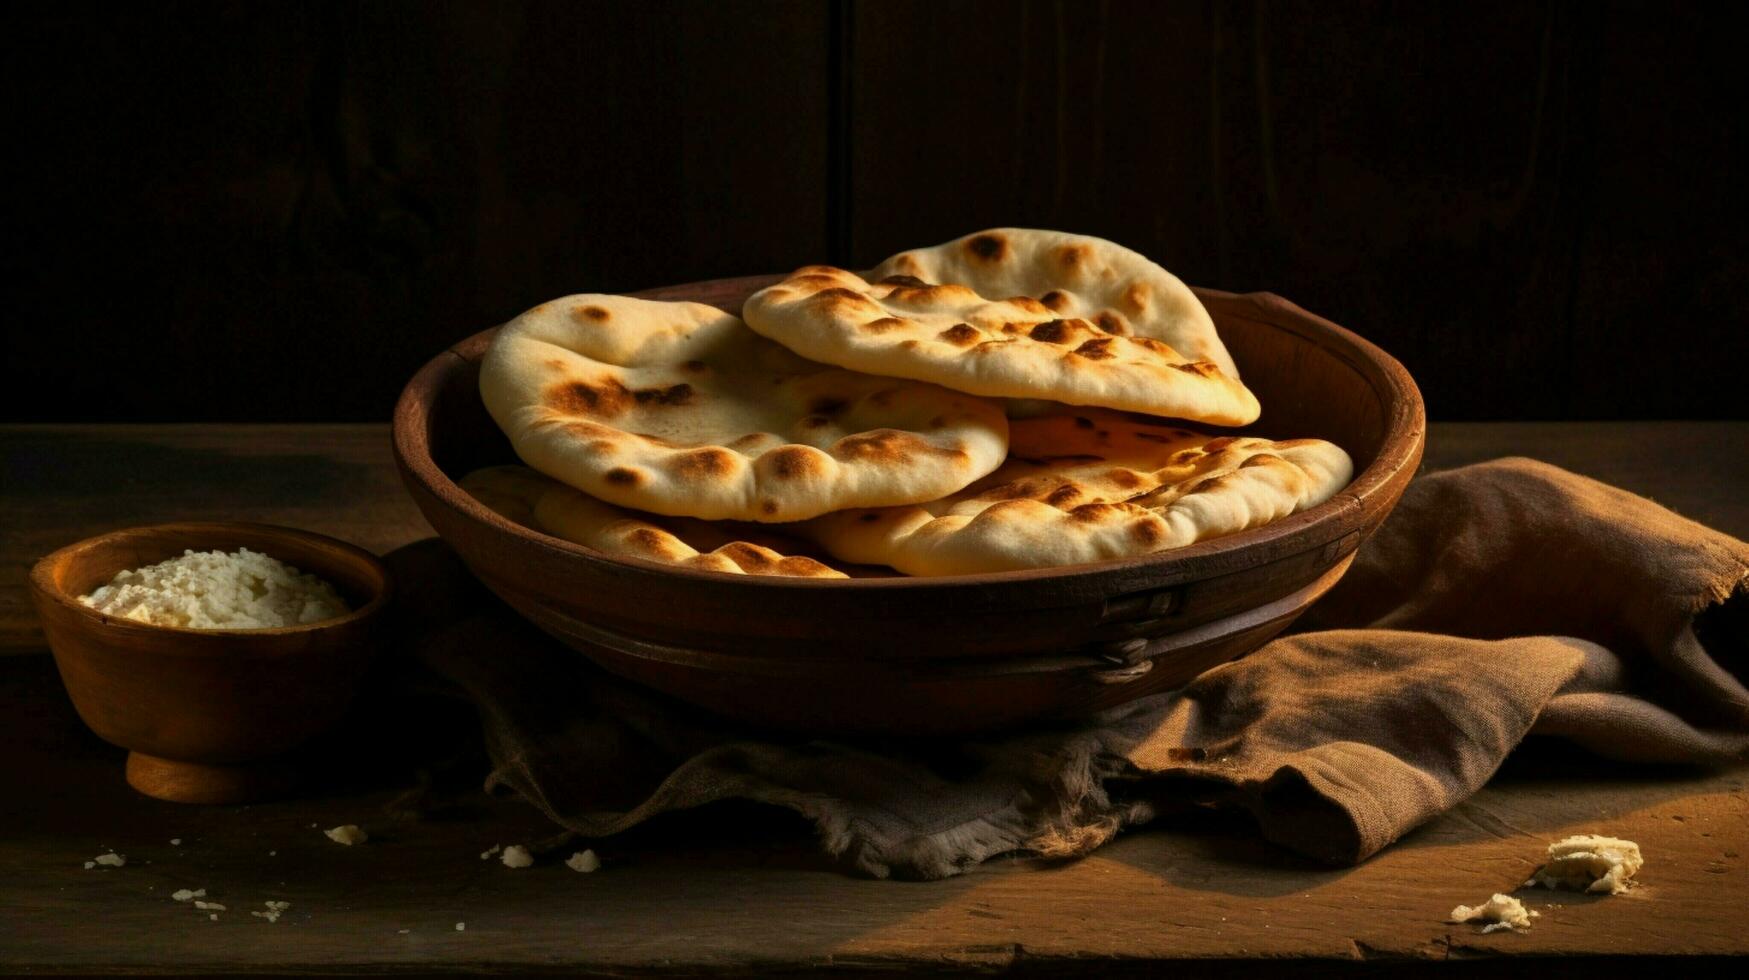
[0,422,1745,973]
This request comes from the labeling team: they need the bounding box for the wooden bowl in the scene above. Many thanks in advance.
[393,276,1423,734]
[29,522,393,803]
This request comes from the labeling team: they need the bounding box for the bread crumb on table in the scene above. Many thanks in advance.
[1526,834,1643,895]
[455,922,466,932]
[193,900,226,911]
[1450,893,1538,933]
[565,849,601,873]
[500,845,533,869]
[479,843,503,860]
[169,838,181,846]
[91,852,125,868]
[324,824,368,846]
[172,888,206,902]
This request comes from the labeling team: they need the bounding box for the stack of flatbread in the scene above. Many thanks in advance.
[470,229,1353,577]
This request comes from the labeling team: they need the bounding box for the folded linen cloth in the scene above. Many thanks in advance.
[395,458,1749,878]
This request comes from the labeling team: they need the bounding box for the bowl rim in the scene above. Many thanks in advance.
[392,277,1425,591]
[30,520,395,641]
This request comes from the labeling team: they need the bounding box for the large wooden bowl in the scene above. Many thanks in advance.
[393,276,1423,734]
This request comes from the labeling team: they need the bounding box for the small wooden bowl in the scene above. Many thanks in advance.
[393,276,1424,735]
[29,523,393,804]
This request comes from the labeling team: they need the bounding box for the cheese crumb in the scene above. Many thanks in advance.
[324,824,368,846]
[1451,893,1538,933]
[83,861,94,869]
[172,888,206,902]
[500,845,534,868]
[565,849,601,873]
[455,922,466,932]
[209,913,219,922]
[93,852,125,868]
[194,901,226,911]
[170,838,182,846]
[1528,834,1643,895]
[479,843,503,860]
[78,547,349,629]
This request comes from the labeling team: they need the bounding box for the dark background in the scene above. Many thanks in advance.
[4,0,1746,423]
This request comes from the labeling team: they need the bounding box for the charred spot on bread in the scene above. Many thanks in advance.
[763,446,824,480]
[1128,519,1165,545]
[1046,484,1084,507]
[1073,338,1117,360]
[938,323,981,346]
[623,526,680,558]
[670,448,737,479]
[1029,319,1073,344]
[967,233,1008,261]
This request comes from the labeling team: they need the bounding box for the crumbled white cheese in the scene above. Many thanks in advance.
[398,929,410,935]
[268,850,277,856]
[209,913,219,922]
[83,861,94,869]
[1451,893,1538,933]
[251,900,291,923]
[324,824,368,846]
[194,900,226,911]
[92,852,125,867]
[479,843,503,861]
[172,888,206,902]
[1527,834,1643,895]
[170,838,182,846]
[500,845,534,868]
[266,900,291,911]
[78,547,349,629]
[455,922,466,932]
[565,849,601,873]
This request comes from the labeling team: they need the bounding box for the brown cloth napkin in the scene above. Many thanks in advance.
[397,458,1749,878]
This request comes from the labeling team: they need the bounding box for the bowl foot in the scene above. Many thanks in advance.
[125,752,299,804]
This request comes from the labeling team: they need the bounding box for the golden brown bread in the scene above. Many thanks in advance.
[460,465,848,578]
[798,410,1352,575]
[869,227,1242,378]
[478,294,1010,522]
[741,266,1259,426]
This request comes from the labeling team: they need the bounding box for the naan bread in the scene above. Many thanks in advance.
[460,466,847,578]
[870,228,1241,378]
[798,411,1352,576]
[479,294,1009,522]
[741,266,1260,426]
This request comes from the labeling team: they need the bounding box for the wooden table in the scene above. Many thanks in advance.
[3,422,1746,975]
